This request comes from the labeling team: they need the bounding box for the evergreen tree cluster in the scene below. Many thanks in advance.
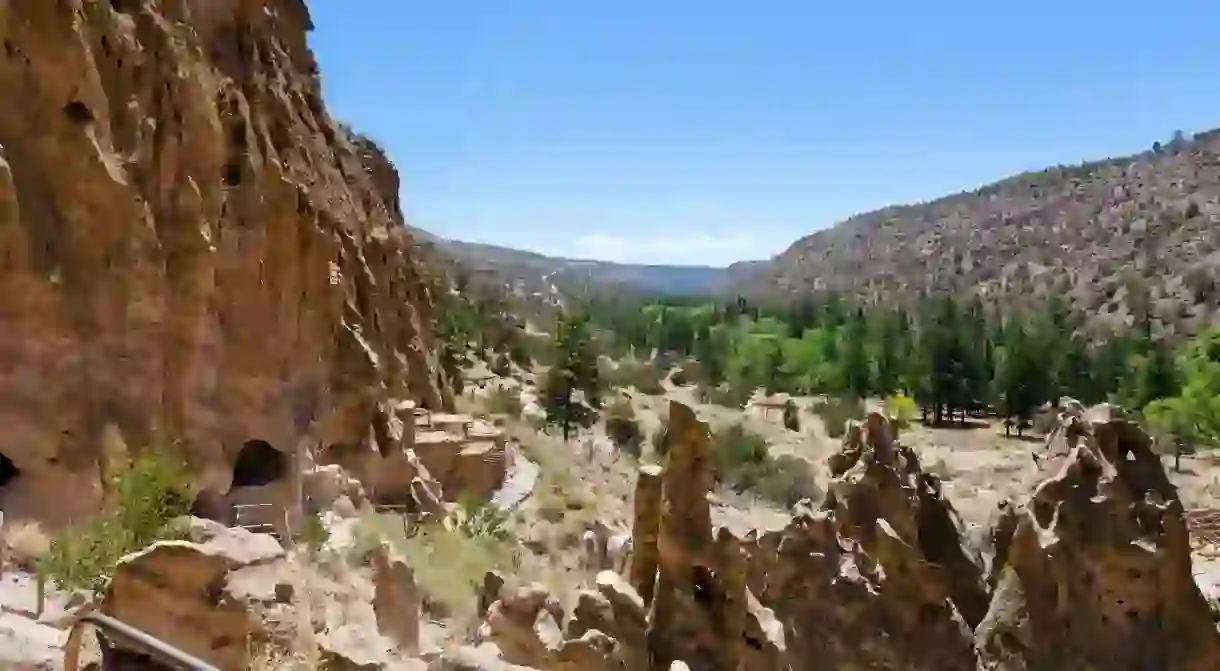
[578,291,1185,435]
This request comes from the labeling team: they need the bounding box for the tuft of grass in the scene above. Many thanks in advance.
[37,449,194,592]
[358,505,522,635]
[485,385,524,418]
[294,512,330,560]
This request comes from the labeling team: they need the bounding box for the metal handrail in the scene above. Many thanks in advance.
[232,503,280,538]
[64,610,221,671]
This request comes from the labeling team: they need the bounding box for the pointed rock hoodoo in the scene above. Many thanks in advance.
[975,405,1220,670]
[742,411,982,670]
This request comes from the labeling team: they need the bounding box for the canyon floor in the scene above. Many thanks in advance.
[4,365,1220,669]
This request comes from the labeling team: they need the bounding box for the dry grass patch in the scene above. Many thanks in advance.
[353,509,523,639]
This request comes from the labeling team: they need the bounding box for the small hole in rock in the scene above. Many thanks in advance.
[231,440,286,488]
[222,161,242,187]
[64,100,94,124]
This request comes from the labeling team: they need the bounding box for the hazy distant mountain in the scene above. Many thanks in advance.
[418,233,739,298]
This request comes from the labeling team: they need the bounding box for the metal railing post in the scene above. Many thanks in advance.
[64,609,222,671]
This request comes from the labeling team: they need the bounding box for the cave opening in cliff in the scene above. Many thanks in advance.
[0,452,18,503]
[231,440,286,488]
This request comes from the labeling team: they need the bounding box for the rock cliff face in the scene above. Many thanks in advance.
[0,0,448,525]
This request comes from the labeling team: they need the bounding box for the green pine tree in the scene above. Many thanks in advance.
[542,311,602,441]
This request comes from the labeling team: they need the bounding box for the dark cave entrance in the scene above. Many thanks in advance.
[231,439,286,488]
[0,451,18,490]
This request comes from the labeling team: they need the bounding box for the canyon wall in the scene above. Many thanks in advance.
[0,0,449,525]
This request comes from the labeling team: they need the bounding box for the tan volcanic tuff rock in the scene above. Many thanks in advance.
[94,518,287,670]
[0,0,449,528]
[975,404,1220,671]
[471,403,982,670]
[735,412,980,671]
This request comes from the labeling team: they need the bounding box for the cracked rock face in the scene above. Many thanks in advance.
[0,0,448,527]
[975,405,1220,671]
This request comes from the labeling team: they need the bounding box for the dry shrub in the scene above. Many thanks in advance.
[711,424,820,508]
[2,520,51,570]
[604,397,643,458]
[485,385,523,418]
[611,359,665,395]
[754,454,822,507]
[812,396,866,438]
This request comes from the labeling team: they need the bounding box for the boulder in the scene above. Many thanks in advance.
[99,519,286,669]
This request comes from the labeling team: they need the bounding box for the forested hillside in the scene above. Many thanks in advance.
[727,129,1220,338]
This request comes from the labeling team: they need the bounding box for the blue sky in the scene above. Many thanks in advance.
[307,1,1220,267]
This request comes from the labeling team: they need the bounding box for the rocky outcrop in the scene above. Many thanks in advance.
[483,401,1220,671]
[97,518,287,669]
[372,544,422,655]
[0,0,449,527]
[738,412,982,671]
[473,402,983,670]
[975,404,1220,670]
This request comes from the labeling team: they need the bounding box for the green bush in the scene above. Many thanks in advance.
[753,454,822,507]
[485,386,523,418]
[709,424,818,507]
[448,492,513,543]
[611,359,666,395]
[507,337,533,369]
[295,511,331,559]
[884,394,919,429]
[812,396,866,438]
[711,424,770,483]
[604,397,644,457]
[38,449,194,592]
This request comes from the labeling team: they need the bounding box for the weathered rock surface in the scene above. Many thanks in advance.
[975,405,1220,671]
[372,543,423,655]
[62,399,1218,671]
[0,0,449,527]
[98,518,286,669]
[733,412,980,671]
